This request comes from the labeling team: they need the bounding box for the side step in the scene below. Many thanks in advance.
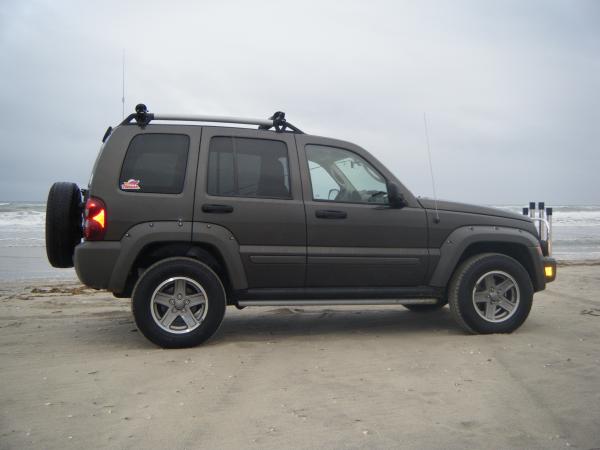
[237,298,439,307]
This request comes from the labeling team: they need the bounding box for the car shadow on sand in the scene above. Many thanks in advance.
[74,307,469,350]
[210,306,463,344]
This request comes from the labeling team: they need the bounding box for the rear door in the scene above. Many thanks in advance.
[193,127,306,288]
[296,135,429,287]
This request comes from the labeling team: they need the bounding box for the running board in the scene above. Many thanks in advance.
[237,298,439,307]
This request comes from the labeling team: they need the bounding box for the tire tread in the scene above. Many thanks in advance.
[131,257,227,348]
[448,253,496,334]
[448,252,533,334]
[45,182,81,268]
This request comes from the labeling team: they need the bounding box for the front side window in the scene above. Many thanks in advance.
[119,134,190,194]
[208,137,291,199]
[306,145,388,204]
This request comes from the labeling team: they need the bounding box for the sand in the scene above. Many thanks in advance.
[0,266,599,450]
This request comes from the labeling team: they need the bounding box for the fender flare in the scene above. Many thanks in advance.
[108,221,247,293]
[429,226,542,288]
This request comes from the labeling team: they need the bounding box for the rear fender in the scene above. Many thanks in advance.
[107,221,247,293]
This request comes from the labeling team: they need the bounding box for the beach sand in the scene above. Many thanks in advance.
[1,266,599,449]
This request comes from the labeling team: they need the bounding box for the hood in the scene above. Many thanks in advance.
[418,198,530,222]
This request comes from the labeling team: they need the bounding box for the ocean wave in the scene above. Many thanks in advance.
[553,239,600,247]
[493,205,600,212]
[493,205,600,227]
[1,202,599,260]
[0,237,45,248]
[0,210,45,228]
[0,202,45,210]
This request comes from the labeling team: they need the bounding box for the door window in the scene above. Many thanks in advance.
[305,145,388,204]
[119,134,190,194]
[208,137,291,199]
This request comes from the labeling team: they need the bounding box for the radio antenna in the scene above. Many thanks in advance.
[423,113,440,223]
[121,49,126,120]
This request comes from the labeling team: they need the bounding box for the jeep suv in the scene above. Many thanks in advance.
[45,105,556,348]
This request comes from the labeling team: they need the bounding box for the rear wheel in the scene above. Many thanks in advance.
[132,257,226,348]
[448,253,533,334]
[45,182,82,268]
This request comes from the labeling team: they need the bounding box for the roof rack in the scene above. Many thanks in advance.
[120,104,303,133]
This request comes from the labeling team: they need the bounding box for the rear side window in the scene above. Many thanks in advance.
[207,137,291,199]
[119,134,190,194]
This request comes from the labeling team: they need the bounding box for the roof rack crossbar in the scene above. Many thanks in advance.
[153,113,272,127]
[120,104,303,133]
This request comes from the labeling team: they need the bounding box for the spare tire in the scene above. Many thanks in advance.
[45,182,82,268]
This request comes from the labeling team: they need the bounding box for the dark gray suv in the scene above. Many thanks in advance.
[45,105,556,348]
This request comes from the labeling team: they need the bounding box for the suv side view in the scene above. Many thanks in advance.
[45,105,557,348]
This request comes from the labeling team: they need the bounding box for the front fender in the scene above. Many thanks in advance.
[429,226,544,289]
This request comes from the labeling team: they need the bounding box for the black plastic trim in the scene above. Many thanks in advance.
[234,286,444,301]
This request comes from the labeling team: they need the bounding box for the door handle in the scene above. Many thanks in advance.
[202,204,234,214]
[315,209,347,219]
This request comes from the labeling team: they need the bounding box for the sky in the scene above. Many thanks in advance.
[0,0,599,205]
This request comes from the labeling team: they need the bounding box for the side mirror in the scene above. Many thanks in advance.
[387,182,406,208]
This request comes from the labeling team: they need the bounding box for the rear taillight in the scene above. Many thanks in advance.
[84,197,107,241]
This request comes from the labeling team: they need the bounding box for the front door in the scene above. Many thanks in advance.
[296,136,429,287]
[194,127,306,288]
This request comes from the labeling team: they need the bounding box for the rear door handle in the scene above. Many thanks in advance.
[315,209,347,219]
[202,204,234,214]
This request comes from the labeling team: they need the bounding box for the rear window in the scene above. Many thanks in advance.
[119,134,190,194]
[207,137,290,199]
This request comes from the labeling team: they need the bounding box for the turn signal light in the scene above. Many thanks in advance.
[544,262,556,282]
[84,197,107,241]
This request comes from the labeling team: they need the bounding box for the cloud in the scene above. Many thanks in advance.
[1,0,599,204]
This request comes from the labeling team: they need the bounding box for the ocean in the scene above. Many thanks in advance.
[0,201,599,281]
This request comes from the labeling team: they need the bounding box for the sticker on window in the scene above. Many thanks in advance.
[121,179,141,190]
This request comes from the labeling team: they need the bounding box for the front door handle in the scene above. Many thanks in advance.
[202,204,234,214]
[315,209,347,219]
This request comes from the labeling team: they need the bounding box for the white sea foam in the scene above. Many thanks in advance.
[0,211,45,228]
[0,237,45,247]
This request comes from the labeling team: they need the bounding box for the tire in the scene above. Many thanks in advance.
[132,257,227,348]
[448,253,533,334]
[45,182,82,268]
[404,299,448,312]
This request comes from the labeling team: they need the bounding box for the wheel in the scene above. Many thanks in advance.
[404,299,448,312]
[131,257,227,348]
[45,182,82,268]
[448,253,533,334]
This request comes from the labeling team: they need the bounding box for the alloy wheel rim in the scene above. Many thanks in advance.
[472,270,520,323]
[150,277,208,334]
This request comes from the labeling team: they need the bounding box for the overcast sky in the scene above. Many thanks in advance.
[1,0,599,204]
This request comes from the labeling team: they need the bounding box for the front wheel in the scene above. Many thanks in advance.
[132,257,226,348]
[448,253,533,334]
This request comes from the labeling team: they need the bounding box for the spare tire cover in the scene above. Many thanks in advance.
[45,182,82,268]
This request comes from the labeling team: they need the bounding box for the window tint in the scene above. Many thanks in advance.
[306,145,388,204]
[120,134,189,194]
[208,137,291,199]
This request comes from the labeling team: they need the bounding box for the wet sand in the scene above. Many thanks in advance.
[0,266,599,449]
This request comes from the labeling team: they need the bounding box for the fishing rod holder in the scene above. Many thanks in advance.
[522,201,553,256]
